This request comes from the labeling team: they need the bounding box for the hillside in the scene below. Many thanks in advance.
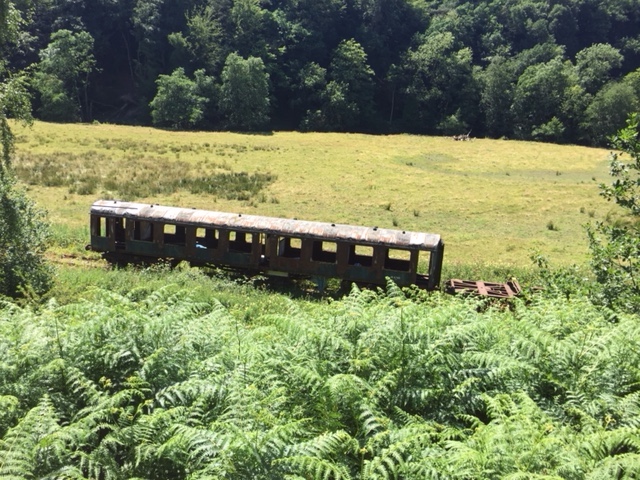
[3,0,640,144]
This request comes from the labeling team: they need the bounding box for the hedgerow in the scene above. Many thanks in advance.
[1,282,639,479]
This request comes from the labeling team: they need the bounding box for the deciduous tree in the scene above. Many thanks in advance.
[149,67,210,129]
[34,29,96,122]
[219,52,270,131]
[575,43,623,94]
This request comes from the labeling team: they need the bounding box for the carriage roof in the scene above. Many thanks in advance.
[91,200,442,250]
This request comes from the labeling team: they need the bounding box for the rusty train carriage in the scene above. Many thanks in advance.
[89,200,445,290]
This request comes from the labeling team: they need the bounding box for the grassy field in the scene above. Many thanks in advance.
[12,121,613,268]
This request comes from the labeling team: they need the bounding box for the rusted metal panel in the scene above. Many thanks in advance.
[446,279,521,298]
[91,200,441,251]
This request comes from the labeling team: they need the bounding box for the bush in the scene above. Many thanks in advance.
[149,68,209,129]
[0,175,52,298]
[587,113,640,312]
[1,62,52,299]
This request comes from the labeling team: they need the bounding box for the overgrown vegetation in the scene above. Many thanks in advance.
[1,279,639,479]
[0,0,51,299]
[13,151,276,200]
[588,113,640,313]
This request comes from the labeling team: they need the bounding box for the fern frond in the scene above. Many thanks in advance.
[276,455,352,480]
[0,395,63,479]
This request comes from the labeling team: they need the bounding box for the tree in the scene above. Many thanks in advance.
[587,113,640,312]
[34,29,96,122]
[584,81,639,145]
[575,43,623,94]
[400,31,476,134]
[219,52,270,131]
[510,57,576,141]
[149,67,210,129]
[0,0,51,298]
[479,55,516,138]
[183,4,226,74]
[303,39,375,131]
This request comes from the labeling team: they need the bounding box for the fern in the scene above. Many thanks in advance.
[0,395,64,479]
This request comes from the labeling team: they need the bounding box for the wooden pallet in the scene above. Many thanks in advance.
[445,279,521,298]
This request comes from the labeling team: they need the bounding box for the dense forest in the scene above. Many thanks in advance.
[2,0,640,144]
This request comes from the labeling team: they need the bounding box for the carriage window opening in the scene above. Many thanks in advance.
[229,231,253,253]
[196,228,219,249]
[92,216,107,237]
[348,245,373,267]
[277,236,301,259]
[385,249,411,271]
[114,218,126,243]
[134,220,154,241]
[164,223,186,245]
[311,241,337,263]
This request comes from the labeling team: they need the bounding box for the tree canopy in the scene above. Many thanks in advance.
[2,0,640,143]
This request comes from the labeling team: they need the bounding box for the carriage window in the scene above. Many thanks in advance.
[196,228,219,249]
[385,249,411,271]
[164,223,186,245]
[311,241,337,263]
[348,245,373,267]
[229,231,253,253]
[133,220,154,241]
[92,216,107,237]
[114,218,126,243]
[277,236,301,259]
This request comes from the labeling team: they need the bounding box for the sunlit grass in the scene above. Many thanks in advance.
[13,121,613,266]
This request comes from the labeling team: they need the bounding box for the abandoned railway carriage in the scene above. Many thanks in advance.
[89,200,445,290]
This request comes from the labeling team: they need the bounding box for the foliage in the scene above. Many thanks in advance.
[4,0,640,143]
[303,39,375,132]
[0,0,52,300]
[584,82,639,145]
[219,52,270,131]
[150,68,211,130]
[0,176,52,298]
[33,29,96,122]
[575,43,624,94]
[588,113,640,313]
[1,283,639,478]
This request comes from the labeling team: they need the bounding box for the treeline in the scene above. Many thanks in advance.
[4,0,640,144]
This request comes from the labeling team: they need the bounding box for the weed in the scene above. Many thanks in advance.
[546,220,559,231]
[413,209,420,217]
[392,217,399,227]
[580,206,585,214]
[383,202,392,211]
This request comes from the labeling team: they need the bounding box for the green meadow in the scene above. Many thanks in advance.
[13,121,612,268]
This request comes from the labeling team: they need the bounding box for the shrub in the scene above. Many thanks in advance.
[0,175,52,298]
[587,113,640,312]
